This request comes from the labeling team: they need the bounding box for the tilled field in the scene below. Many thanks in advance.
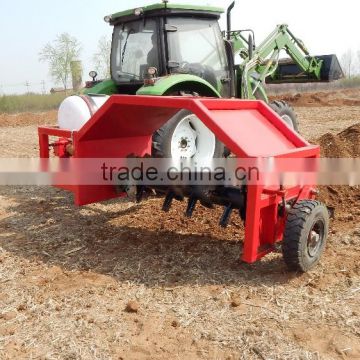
[0,95,359,359]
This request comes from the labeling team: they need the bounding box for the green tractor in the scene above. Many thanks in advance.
[59,1,343,160]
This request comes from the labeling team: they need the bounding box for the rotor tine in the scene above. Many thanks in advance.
[136,186,145,203]
[162,192,175,212]
[185,196,197,218]
[220,204,233,228]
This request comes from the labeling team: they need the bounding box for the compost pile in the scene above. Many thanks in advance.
[318,124,360,158]
[316,123,360,217]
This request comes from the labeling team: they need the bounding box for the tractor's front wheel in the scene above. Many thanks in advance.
[152,110,224,159]
[270,100,299,132]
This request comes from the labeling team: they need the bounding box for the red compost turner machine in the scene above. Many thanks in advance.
[39,96,329,272]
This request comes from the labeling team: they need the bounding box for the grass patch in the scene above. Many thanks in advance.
[338,76,360,88]
[0,93,69,114]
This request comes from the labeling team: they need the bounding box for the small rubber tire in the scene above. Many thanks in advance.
[152,109,224,159]
[270,100,299,132]
[282,200,329,272]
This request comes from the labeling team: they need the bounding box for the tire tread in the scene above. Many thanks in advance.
[282,200,328,272]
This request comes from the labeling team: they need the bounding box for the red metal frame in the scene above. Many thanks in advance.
[38,95,320,264]
[38,126,73,158]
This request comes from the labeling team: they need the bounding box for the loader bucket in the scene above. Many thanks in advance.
[267,54,344,83]
[317,54,344,81]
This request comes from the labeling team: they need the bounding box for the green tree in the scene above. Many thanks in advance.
[92,35,111,78]
[39,33,82,91]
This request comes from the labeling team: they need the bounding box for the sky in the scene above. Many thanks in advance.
[0,0,359,94]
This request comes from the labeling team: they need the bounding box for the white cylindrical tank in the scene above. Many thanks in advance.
[58,94,109,130]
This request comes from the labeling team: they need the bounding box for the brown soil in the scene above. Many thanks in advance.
[318,124,360,158]
[0,111,57,127]
[315,124,360,219]
[0,98,359,359]
[271,88,360,107]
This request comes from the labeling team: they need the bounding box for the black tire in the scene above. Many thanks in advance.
[282,200,329,272]
[152,109,224,158]
[270,100,299,132]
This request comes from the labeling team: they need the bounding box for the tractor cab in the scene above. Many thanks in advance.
[107,3,231,97]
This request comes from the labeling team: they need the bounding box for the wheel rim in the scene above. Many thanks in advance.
[307,219,325,258]
[171,114,216,160]
[281,114,295,130]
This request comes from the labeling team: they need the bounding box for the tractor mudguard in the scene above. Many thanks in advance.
[82,79,118,96]
[136,74,221,97]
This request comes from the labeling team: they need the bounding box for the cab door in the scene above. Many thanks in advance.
[166,17,231,98]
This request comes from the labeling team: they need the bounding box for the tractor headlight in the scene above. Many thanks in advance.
[147,67,157,76]
[134,8,144,16]
[104,15,112,23]
[89,71,98,81]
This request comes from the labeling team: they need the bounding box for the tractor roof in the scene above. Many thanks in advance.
[108,3,224,24]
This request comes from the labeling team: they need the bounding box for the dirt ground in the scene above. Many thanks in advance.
[0,90,359,359]
[270,88,360,108]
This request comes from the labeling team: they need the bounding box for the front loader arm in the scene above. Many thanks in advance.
[254,24,322,77]
[235,24,323,99]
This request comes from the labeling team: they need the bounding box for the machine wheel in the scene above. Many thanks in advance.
[282,200,329,272]
[152,110,224,159]
[270,100,299,132]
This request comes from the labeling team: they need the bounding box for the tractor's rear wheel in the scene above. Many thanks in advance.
[270,100,299,132]
[152,109,224,159]
[282,200,329,272]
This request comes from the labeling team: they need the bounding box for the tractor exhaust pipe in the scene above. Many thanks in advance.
[227,1,235,40]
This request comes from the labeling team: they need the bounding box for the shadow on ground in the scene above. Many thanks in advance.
[0,186,299,287]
